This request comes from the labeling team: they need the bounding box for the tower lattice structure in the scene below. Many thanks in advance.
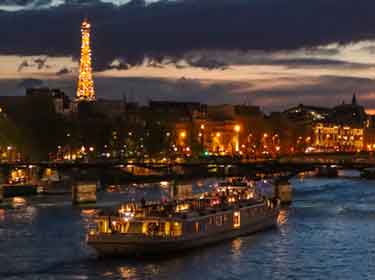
[76,18,95,101]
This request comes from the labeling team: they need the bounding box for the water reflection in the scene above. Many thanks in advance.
[118,266,137,279]
[11,196,27,208]
[0,208,4,222]
[81,209,98,217]
[231,238,242,257]
[2,178,375,279]
[277,209,289,226]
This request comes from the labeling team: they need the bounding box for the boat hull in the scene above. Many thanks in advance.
[87,210,279,257]
[2,184,38,198]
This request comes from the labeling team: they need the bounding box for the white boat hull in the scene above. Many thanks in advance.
[88,210,279,257]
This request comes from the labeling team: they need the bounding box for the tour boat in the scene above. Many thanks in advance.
[87,184,280,257]
[361,168,375,179]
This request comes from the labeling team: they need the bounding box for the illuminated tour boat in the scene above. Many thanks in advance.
[87,183,280,257]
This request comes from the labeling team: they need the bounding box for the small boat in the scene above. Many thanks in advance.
[87,183,280,257]
[106,185,122,193]
[2,184,38,198]
[361,168,375,179]
[39,173,72,195]
[316,165,338,178]
[275,181,293,205]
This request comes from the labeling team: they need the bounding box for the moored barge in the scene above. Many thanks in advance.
[87,184,280,257]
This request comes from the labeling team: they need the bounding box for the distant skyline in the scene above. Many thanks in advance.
[1,0,375,113]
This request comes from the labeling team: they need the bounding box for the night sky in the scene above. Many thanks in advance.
[2,0,375,112]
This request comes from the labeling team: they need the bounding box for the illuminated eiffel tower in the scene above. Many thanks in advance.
[76,18,95,102]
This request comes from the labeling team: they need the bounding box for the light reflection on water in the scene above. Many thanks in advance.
[1,178,375,279]
[277,209,289,226]
[0,209,4,222]
[12,196,27,208]
[118,266,137,279]
[231,238,242,258]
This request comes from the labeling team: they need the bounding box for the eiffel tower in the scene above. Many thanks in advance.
[76,18,95,101]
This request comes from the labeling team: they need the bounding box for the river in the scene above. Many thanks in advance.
[1,175,375,279]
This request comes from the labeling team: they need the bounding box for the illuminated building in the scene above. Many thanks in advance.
[364,128,375,151]
[330,94,366,127]
[197,121,243,155]
[172,120,245,156]
[283,104,331,125]
[76,18,95,102]
[313,123,364,152]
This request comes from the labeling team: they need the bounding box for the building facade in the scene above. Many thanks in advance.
[313,123,364,152]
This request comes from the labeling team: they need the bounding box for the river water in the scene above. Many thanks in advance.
[1,175,375,280]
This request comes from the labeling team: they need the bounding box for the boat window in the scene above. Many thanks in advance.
[144,222,159,236]
[233,211,240,228]
[159,222,166,234]
[120,222,129,233]
[128,222,143,234]
[171,221,182,237]
[98,219,109,233]
[164,222,171,236]
[223,214,228,223]
[215,215,223,226]
[195,221,200,233]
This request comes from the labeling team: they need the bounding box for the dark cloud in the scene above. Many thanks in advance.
[359,45,375,55]
[146,60,164,68]
[304,47,341,57]
[17,78,45,88]
[33,56,48,69]
[17,56,51,72]
[268,59,372,69]
[56,67,72,75]
[0,0,102,9]
[186,57,228,70]
[108,59,130,70]
[1,0,375,70]
[17,59,31,72]
[2,74,375,113]
[253,75,375,111]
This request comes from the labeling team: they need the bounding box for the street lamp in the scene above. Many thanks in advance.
[199,125,205,154]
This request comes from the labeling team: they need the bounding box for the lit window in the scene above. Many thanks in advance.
[233,212,240,228]
[215,215,223,226]
[195,222,200,233]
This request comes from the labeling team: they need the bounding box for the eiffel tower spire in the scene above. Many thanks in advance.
[76,18,95,102]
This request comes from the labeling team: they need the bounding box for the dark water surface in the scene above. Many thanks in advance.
[1,177,375,280]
